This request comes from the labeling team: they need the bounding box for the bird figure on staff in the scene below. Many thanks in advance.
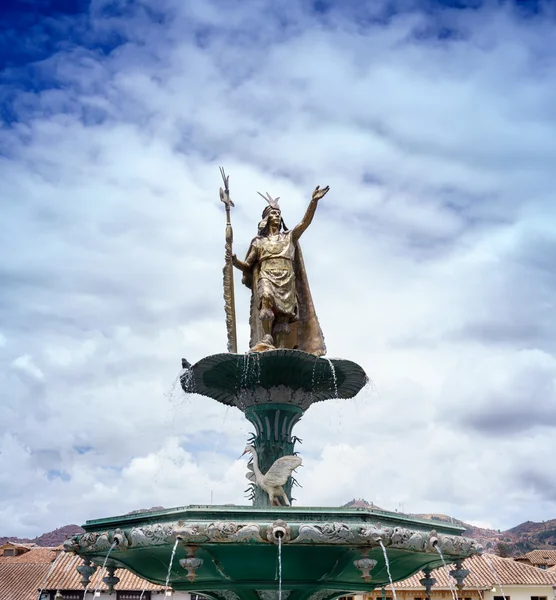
[219,169,329,357]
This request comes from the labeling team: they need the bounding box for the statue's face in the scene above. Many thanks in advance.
[268,208,281,227]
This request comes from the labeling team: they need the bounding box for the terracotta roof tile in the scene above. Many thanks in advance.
[0,547,58,563]
[0,562,52,600]
[0,548,166,596]
[515,550,556,566]
[38,551,165,593]
[388,555,556,589]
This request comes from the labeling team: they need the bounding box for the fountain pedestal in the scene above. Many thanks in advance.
[63,349,482,598]
[180,349,368,507]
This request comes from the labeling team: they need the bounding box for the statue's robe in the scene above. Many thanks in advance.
[241,230,326,356]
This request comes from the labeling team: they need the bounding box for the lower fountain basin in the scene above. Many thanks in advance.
[64,505,481,600]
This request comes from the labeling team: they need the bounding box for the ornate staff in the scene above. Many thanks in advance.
[219,166,238,353]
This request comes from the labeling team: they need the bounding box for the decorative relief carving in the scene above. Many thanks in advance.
[257,591,291,600]
[215,592,241,600]
[308,589,343,600]
[435,533,481,556]
[63,519,481,559]
[130,524,175,547]
[173,522,266,544]
[64,531,112,553]
[361,524,392,544]
[235,386,314,410]
[291,522,360,544]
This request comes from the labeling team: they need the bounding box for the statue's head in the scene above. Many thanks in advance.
[258,192,286,236]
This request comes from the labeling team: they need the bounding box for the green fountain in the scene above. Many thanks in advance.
[63,172,481,600]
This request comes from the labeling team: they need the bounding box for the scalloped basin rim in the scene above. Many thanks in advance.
[181,349,369,406]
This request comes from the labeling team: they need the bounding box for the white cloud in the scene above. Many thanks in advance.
[1,0,556,536]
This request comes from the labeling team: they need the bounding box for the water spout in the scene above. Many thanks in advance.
[434,545,458,600]
[165,538,180,595]
[272,526,287,541]
[378,540,397,600]
[93,540,118,597]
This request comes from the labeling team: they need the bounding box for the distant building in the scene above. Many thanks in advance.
[515,551,556,570]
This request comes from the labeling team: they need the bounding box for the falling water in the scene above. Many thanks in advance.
[240,353,250,388]
[139,588,147,600]
[165,539,180,594]
[310,357,319,395]
[278,535,283,600]
[36,551,65,600]
[93,540,118,597]
[434,545,458,600]
[168,370,186,413]
[483,554,508,600]
[468,569,485,600]
[211,405,231,467]
[378,540,397,600]
[324,358,338,399]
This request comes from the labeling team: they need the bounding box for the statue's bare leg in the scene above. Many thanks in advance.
[273,315,291,349]
[259,295,275,340]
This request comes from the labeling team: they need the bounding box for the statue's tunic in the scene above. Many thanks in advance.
[254,231,297,319]
[241,229,326,356]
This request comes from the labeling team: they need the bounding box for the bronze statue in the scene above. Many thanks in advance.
[231,185,329,356]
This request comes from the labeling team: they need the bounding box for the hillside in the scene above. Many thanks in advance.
[0,524,85,547]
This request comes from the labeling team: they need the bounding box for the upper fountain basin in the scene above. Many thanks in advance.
[180,349,369,410]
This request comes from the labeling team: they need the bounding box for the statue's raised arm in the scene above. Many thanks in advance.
[231,185,329,356]
[291,185,330,243]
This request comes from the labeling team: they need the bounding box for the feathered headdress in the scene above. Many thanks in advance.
[257,191,280,211]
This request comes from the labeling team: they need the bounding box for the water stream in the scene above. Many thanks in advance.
[483,554,508,600]
[165,539,180,595]
[378,540,397,600]
[93,540,118,597]
[324,358,339,399]
[36,551,65,600]
[468,568,485,600]
[434,545,458,600]
[278,535,283,600]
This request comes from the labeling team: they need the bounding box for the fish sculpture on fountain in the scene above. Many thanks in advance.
[63,169,482,600]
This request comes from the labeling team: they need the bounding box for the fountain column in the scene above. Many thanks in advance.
[244,403,302,506]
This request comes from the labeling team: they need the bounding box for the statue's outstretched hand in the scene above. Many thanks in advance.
[232,254,244,270]
[312,185,330,201]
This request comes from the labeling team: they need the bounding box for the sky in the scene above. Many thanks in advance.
[1,0,556,538]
